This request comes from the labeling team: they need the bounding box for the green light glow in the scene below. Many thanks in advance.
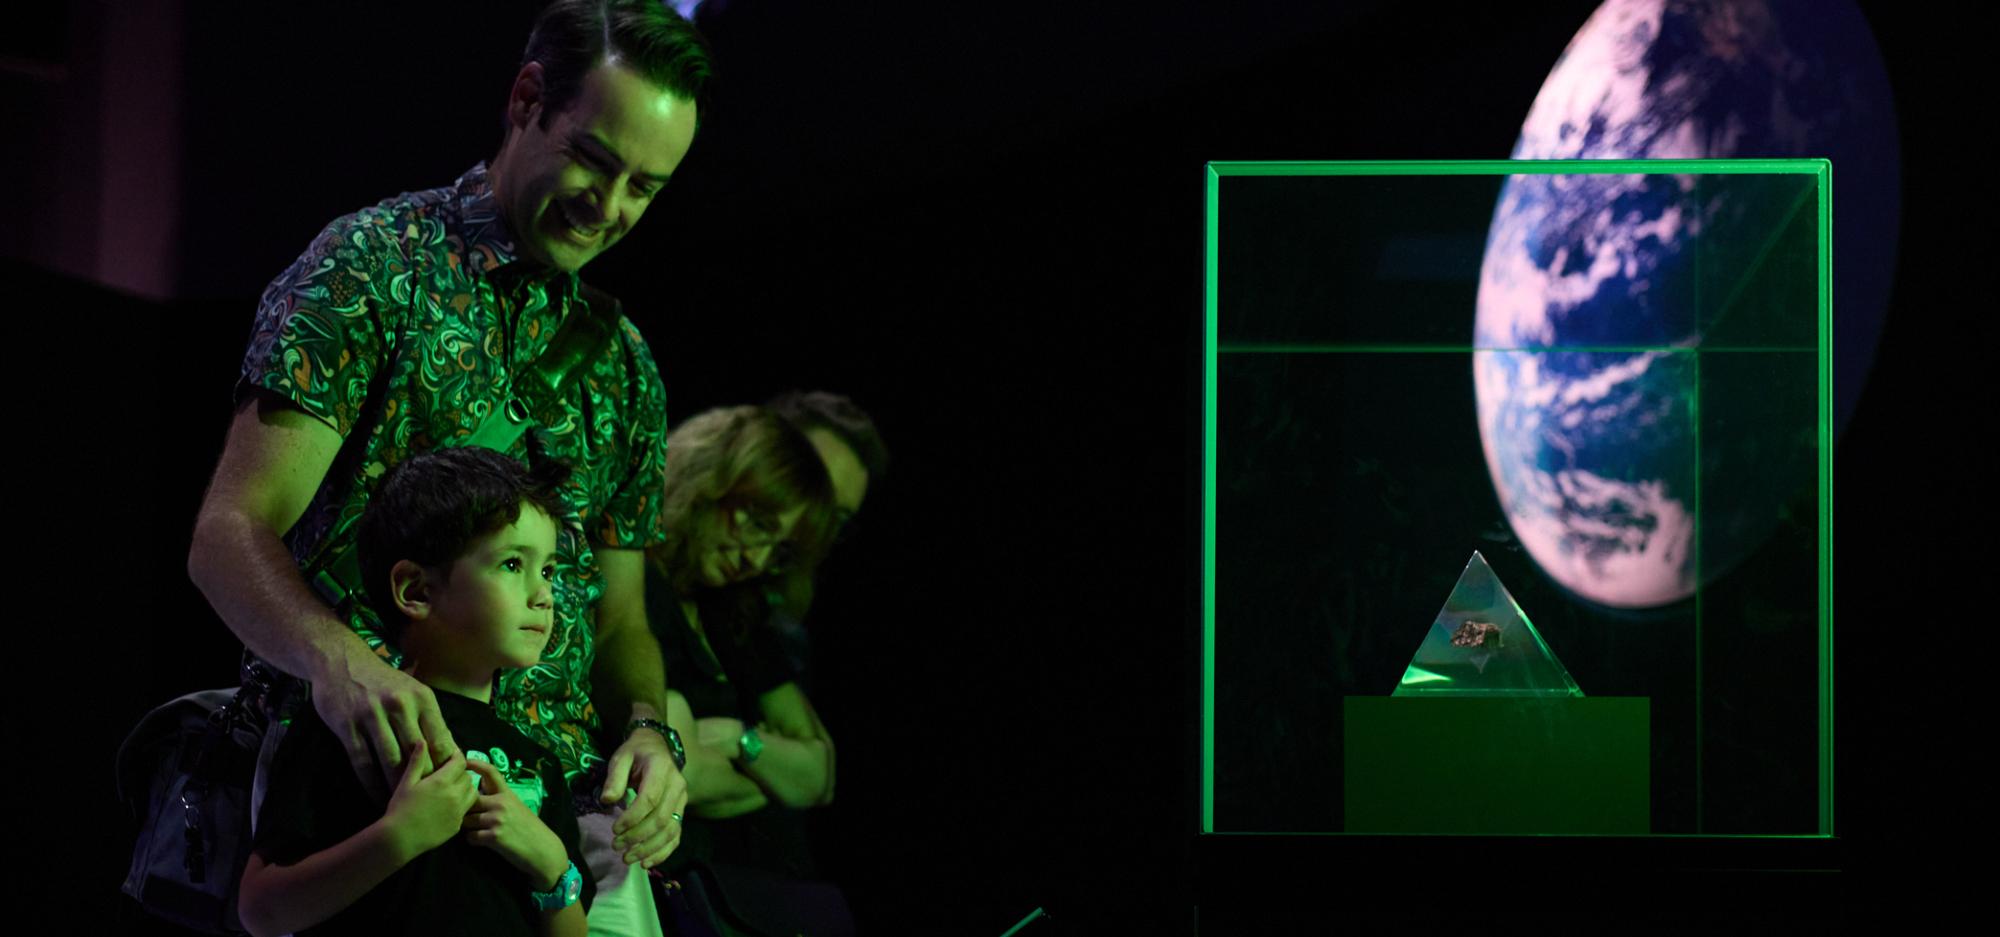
[1693,328,1704,834]
[1818,161,1834,837]
[1201,163,1219,836]
[1345,698,1649,834]
[1400,666,1449,685]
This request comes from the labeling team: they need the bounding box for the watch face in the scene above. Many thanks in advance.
[535,862,582,910]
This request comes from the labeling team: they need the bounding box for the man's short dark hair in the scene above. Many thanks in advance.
[767,390,890,482]
[522,0,713,127]
[357,447,570,642]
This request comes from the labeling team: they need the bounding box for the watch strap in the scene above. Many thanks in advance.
[626,717,686,771]
[529,860,582,911]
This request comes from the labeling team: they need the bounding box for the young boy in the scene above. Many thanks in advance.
[238,448,590,937]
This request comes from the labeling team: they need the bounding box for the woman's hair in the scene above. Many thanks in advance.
[649,405,836,596]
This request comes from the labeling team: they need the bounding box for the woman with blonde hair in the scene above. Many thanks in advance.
[644,405,851,933]
[648,405,836,600]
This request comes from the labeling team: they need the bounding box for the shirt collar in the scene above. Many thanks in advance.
[452,162,576,297]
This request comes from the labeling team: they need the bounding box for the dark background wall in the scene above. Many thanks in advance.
[5,0,1962,930]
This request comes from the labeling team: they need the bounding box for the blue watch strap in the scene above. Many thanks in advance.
[530,860,582,911]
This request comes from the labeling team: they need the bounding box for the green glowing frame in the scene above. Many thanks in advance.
[1200,159,1833,838]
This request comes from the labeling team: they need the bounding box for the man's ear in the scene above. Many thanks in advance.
[389,560,435,621]
[507,61,547,131]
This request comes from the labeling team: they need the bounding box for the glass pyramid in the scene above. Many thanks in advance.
[1392,551,1583,697]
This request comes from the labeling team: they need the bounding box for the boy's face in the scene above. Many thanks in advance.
[426,505,561,670]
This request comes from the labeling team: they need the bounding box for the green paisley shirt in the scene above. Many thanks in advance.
[241,163,669,779]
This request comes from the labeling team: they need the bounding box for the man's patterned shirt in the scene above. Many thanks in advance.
[241,163,669,779]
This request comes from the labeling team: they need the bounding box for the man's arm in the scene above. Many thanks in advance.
[667,691,769,819]
[188,393,458,792]
[588,546,687,867]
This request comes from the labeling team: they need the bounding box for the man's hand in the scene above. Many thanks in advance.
[192,394,467,797]
[462,760,571,889]
[312,650,461,799]
[600,726,688,868]
[588,547,685,867]
[382,742,478,858]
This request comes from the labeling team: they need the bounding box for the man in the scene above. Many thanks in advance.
[765,390,889,659]
[187,2,709,931]
[769,391,883,533]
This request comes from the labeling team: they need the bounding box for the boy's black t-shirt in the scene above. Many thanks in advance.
[253,688,592,936]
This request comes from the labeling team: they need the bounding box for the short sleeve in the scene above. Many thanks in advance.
[240,211,401,438]
[591,318,670,549]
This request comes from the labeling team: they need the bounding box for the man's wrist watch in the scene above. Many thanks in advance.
[626,717,686,771]
[737,725,764,765]
[530,860,583,911]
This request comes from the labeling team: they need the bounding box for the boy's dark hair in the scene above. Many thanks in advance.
[521,0,714,129]
[357,447,570,643]
[766,390,890,482]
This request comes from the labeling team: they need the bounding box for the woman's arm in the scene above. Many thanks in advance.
[667,689,769,818]
[733,681,836,808]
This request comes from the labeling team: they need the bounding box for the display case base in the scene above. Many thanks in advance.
[1343,696,1649,834]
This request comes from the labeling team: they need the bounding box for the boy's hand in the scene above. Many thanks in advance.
[462,759,571,890]
[383,742,478,857]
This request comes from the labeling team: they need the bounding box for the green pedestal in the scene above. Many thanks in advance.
[1343,697,1650,834]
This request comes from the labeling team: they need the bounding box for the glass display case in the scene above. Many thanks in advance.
[1201,160,1831,838]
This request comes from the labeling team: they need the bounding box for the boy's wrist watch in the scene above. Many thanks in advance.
[530,860,583,911]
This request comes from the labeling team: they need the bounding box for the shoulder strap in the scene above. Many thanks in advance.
[460,280,620,450]
[533,282,622,397]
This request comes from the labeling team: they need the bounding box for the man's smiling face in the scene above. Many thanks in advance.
[491,60,698,273]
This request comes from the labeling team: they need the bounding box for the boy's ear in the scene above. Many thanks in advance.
[388,559,434,620]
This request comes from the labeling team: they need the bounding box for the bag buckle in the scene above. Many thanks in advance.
[180,787,207,883]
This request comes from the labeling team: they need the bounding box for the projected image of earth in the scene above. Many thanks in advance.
[1473,0,1894,608]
